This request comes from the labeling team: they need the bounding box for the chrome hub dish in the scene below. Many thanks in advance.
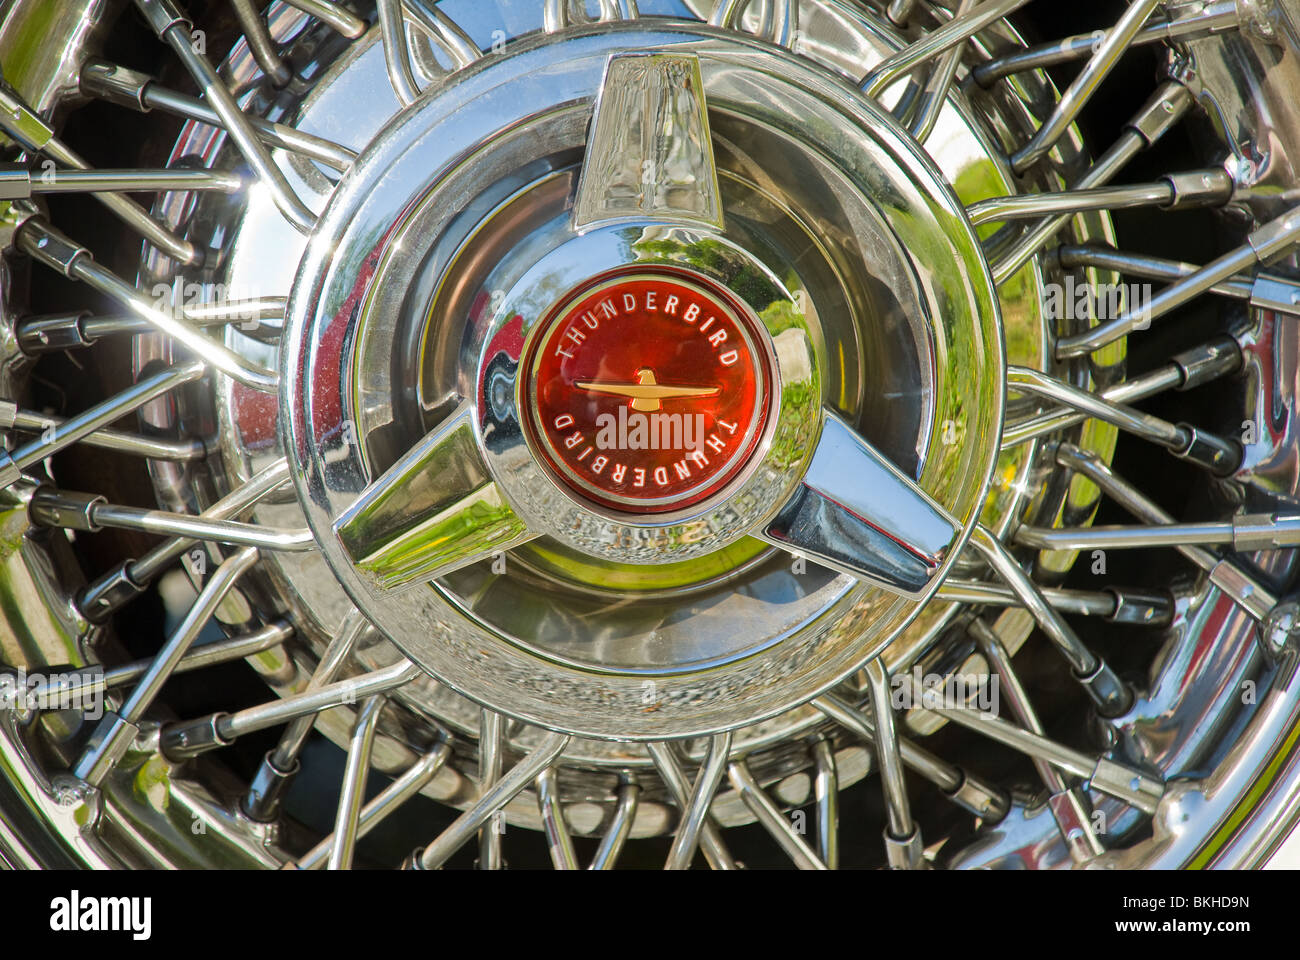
[1,0,1299,870]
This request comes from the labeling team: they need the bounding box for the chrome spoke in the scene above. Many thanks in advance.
[1057,205,1300,358]
[537,767,579,870]
[710,0,796,45]
[243,609,370,822]
[589,782,639,871]
[989,79,1193,284]
[865,659,922,869]
[1056,445,1278,620]
[0,165,244,196]
[646,742,738,870]
[477,709,505,870]
[403,1,480,70]
[328,695,387,870]
[1055,244,1300,315]
[15,218,278,391]
[665,732,732,870]
[1010,0,1164,174]
[861,0,1033,100]
[972,1,1241,86]
[77,458,292,623]
[969,525,1132,716]
[922,699,1165,815]
[761,411,959,597]
[571,52,724,233]
[81,61,355,172]
[0,82,201,264]
[16,299,286,355]
[229,0,291,87]
[160,660,420,760]
[1016,517,1300,553]
[135,0,316,233]
[18,621,291,704]
[908,0,976,143]
[4,406,205,462]
[295,742,452,870]
[967,170,1231,226]
[815,693,1011,822]
[939,579,1172,626]
[1007,366,1238,474]
[377,0,420,107]
[29,490,314,551]
[414,733,571,870]
[811,738,839,870]
[727,760,827,870]
[1001,336,1241,448]
[970,619,1104,861]
[332,400,534,592]
[74,546,261,786]
[0,360,205,488]
[279,0,366,39]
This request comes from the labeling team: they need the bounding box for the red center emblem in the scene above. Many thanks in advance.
[523,269,771,514]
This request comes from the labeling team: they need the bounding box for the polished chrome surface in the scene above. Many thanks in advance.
[0,0,1298,873]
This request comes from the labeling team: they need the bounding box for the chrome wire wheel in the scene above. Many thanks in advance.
[1,0,1299,870]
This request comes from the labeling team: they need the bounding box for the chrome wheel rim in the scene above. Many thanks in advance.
[0,0,1298,870]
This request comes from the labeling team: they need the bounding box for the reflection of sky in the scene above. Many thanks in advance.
[438,0,700,41]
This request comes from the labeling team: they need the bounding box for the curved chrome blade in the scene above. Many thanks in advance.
[760,411,958,597]
[572,52,724,232]
[333,400,535,591]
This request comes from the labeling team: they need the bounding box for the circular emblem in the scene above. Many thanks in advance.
[523,269,772,514]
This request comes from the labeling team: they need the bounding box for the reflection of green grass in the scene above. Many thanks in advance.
[355,491,525,590]
[0,4,60,107]
[518,536,769,591]
[759,298,805,337]
[635,236,783,311]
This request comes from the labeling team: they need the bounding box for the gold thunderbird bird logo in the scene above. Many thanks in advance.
[576,368,721,412]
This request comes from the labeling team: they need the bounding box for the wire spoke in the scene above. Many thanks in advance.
[646,742,739,870]
[15,218,278,391]
[862,0,1033,100]
[970,619,1105,861]
[1056,445,1278,620]
[328,695,388,870]
[973,1,1241,86]
[1056,205,1300,357]
[1010,0,1164,174]
[229,0,291,87]
[665,732,732,870]
[74,546,261,786]
[414,732,571,870]
[477,709,505,869]
[77,458,291,623]
[81,60,355,173]
[135,0,316,233]
[727,759,827,869]
[294,741,451,869]
[989,79,1193,283]
[1007,366,1238,474]
[0,82,201,264]
[969,525,1132,716]
[589,781,639,870]
[160,660,420,761]
[243,609,370,821]
[29,490,314,550]
[537,767,579,870]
